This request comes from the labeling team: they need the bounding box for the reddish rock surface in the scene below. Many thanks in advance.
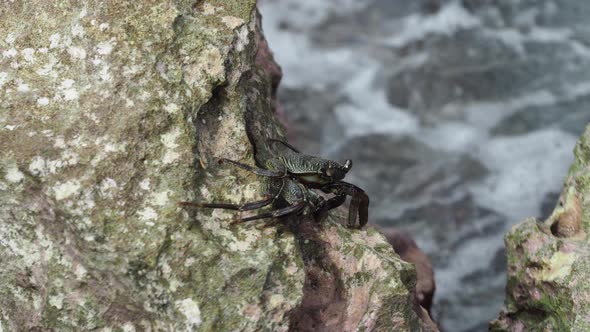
[381,227,437,318]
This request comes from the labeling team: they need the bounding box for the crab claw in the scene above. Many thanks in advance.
[313,194,345,223]
[346,184,369,229]
[321,181,370,229]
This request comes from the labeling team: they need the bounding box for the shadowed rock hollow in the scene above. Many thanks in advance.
[0,1,436,331]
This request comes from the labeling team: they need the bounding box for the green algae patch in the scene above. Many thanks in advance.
[536,251,576,282]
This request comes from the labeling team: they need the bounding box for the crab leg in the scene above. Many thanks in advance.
[231,201,306,225]
[178,196,274,211]
[268,139,301,153]
[219,158,285,177]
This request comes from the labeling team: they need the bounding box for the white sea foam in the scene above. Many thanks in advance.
[260,0,375,88]
[379,2,481,48]
[261,0,370,29]
[417,122,482,153]
[464,89,557,129]
[334,66,419,138]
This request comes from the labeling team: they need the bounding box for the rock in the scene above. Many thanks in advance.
[290,221,439,331]
[490,125,590,331]
[381,228,436,317]
[383,0,590,126]
[0,1,434,331]
[385,29,541,124]
[310,0,443,48]
[490,99,590,137]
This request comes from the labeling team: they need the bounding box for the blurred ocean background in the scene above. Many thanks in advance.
[259,0,590,331]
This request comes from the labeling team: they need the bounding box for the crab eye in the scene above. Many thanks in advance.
[325,166,335,177]
[343,160,352,171]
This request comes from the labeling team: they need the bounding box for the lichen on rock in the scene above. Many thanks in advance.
[491,125,590,331]
[0,1,434,331]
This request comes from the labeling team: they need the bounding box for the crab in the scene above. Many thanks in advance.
[179,139,369,229]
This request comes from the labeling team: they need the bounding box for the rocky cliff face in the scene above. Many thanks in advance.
[491,125,590,331]
[0,1,435,331]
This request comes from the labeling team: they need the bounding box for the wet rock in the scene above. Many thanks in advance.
[385,30,561,125]
[491,125,590,331]
[383,0,590,126]
[491,97,590,136]
[0,1,434,331]
[310,0,444,48]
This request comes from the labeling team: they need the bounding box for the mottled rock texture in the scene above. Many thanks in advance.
[0,1,435,331]
[381,228,436,318]
[491,125,590,331]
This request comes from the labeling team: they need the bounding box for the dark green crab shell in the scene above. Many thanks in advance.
[277,152,352,187]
